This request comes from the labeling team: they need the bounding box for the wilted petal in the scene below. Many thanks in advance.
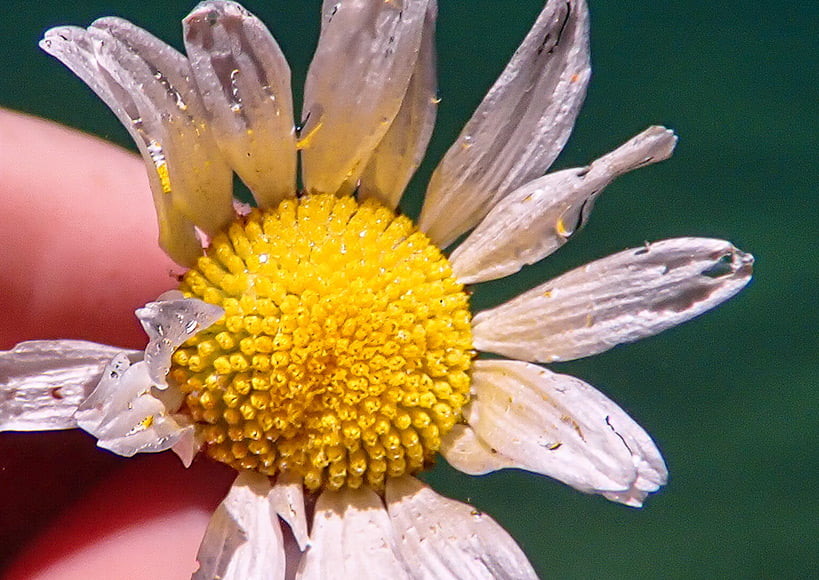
[301,0,430,196]
[385,475,538,579]
[194,471,285,580]
[0,340,139,432]
[184,1,297,208]
[297,486,410,580]
[419,0,590,247]
[438,424,518,475]
[75,354,195,463]
[468,360,667,506]
[473,238,754,362]
[268,470,309,551]
[41,20,234,266]
[451,126,678,283]
[136,291,224,386]
[358,0,438,209]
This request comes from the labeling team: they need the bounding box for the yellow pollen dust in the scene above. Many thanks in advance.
[170,193,473,492]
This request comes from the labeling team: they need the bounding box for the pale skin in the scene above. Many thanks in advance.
[0,108,234,579]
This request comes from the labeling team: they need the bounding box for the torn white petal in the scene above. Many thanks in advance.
[136,292,224,387]
[301,0,430,196]
[452,126,678,283]
[473,237,754,362]
[358,0,438,210]
[385,475,538,579]
[75,356,195,460]
[194,471,285,580]
[0,340,140,432]
[297,486,410,580]
[419,0,590,247]
[469,360,667,506]
[40,19,233,266]
[169,418,199,467]
[438,424,518,475]
[269,470,309,551]
[184,1,297,208]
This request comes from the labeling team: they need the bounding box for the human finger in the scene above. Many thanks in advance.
[0,108,182,350]
[4,452,234,580]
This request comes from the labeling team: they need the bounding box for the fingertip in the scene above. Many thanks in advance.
[0,109,183,349]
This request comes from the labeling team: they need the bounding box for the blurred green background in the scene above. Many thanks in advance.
[1,0,816,577]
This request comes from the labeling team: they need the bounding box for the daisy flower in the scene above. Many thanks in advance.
[1,0,753,578]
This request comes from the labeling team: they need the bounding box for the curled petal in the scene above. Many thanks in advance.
[268,470,309,551]
[419,0,591,247]
[473,238,754,362]
[75,354,196,464]
[297,486,410,580]
[41,20,233,266]
[136,291,224,387]
[451,126,678,283]
[358,0,438,209]
[468,360,667,506]
[301,0,430,196]
[438,424,518,475]
[194,472,286,580]
[184,1,297,208]
[385,475,538,579]
[0,340,139,432]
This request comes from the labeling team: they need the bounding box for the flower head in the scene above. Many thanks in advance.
[2,0,753,577]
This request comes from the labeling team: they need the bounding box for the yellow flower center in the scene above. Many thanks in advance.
[169,193,473,491]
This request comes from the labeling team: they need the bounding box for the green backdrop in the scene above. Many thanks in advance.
[1,1,816,577]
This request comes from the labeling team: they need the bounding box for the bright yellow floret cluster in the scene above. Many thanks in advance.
[169,193,473,491]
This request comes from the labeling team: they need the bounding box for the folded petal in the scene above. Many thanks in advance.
[41,20,234,266]
[419,0,590,247]
[268,470,309,551]
[194,471,286,580]
[75,354,196,463]
[184,1,297,208]
[385,475,538,579]
[297,486,410,580]
[438,424,518,475]
[468,360,667,507]
[136,291,224,386]
[0,340,139,432]
[451,126,677,283]
[358,0,438,209]
[301,0,430,196]
[473,237,754,362]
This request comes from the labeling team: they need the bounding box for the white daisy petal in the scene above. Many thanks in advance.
[268,470,309,551]
[385,475,538,579]
[136,291,224,387]
[297,486,410,580]
[301,0,430,196]
[39,27,199,265]
[194,471,285,580]
[89,18,236,234]
[358,0,438,210]
[468,360,667,506]
[184,1,297,208]
[0,340,139,432]
[75,355,196,463]
[473,237,754,362]
[451,126,678,283]
[40,21,233,266]
[419,0,591,248]
[438,424,518,475]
